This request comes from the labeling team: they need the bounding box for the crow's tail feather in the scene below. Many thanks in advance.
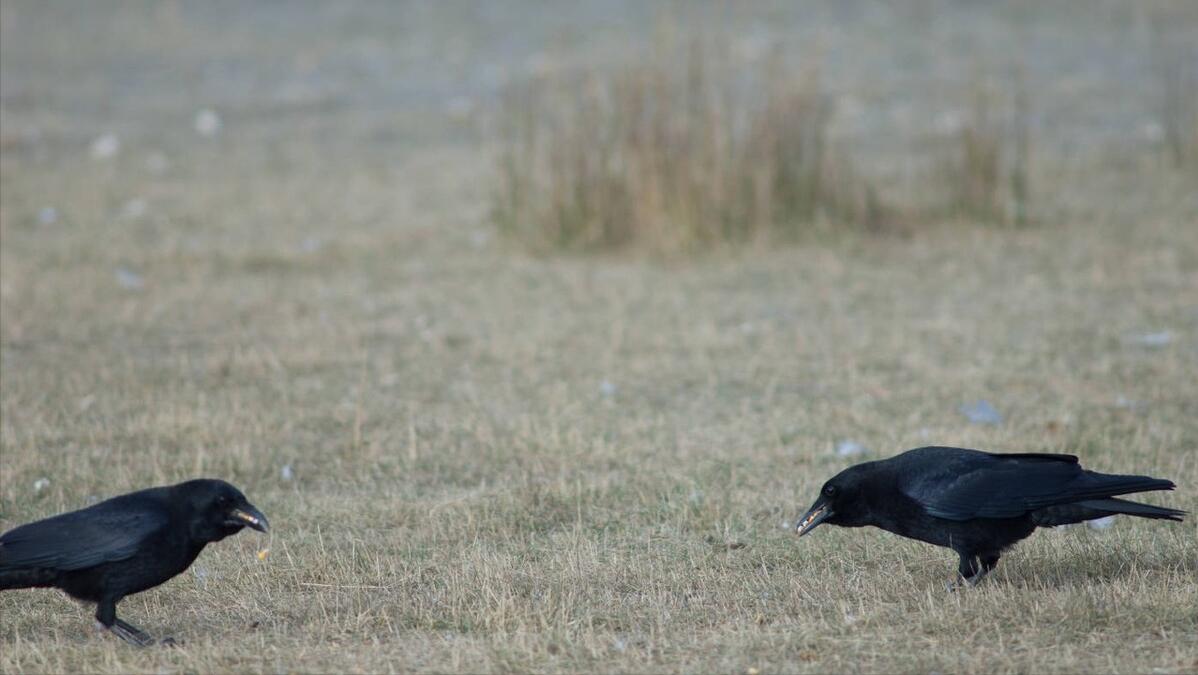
[1081,473,1175,498]
[1033,497,1186,527]
[1077,497,1186,521]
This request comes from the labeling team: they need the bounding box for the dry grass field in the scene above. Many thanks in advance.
[2,2,1197,673]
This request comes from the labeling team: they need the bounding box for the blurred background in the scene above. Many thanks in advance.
[1,1,1196,672]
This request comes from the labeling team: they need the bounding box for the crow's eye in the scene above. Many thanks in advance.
[823,485,838,498]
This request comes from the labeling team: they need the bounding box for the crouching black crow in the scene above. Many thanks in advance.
[1,479,268,646]
[795,446,1184,586]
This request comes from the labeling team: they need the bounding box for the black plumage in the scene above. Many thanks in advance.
[1,479,268,646]
[795,446,1184,585]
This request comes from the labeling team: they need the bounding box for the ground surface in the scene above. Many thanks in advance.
[2,2,1197,673]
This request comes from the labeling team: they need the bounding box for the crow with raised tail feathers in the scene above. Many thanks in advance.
[795,446,1184,586]
[0,479,268,646]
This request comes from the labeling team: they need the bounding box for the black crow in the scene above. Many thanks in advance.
[1,479,268,646]
[795,446,1184,586]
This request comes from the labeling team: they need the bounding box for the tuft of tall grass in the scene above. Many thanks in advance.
[937,79,1032,227]
[1157,47,1198,169]
[492,47,886,255]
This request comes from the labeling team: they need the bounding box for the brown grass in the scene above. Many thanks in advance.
[493,45,885,255]
[1157,46,1198,168]
[937,78,1033,226]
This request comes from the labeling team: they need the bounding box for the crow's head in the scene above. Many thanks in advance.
[795,464,874,537]
[176,479,269,542]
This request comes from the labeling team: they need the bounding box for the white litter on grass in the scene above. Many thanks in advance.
[145,152,170,174]
[121,198,147,219]
[1138,122,1164,143]
[527,52,556,77]
[960,400,1003,425]
[1127,331,1172,348]
[90,133,120,160]
[280,464,294,481]
[192,565,215,587]
[1114,395,1138,409]
[115,267,144,290]
[934,110,965,135]
[78,394,96,412]
[835,440,867,458]
[599,380,618,397]
[1087,516,1116,530]
[446,97,473,121]
[37,207,58,225]
[33,478,50,493]
[194,108,222,137]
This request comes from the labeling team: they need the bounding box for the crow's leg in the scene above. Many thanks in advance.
[95,599,154,648]
[948,552,1001,590]
[966,553,1001,586]
[111,619,156,647]
[116,618,175,647]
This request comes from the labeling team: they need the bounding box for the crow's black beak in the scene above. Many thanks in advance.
[795,500,833,537]
[227,504,269,533]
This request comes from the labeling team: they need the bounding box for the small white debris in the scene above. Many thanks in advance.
[780,521,792,530]
[960,400,1003,425]
[1127,331,1172,348]
[1138,122,1164,143]
[33,478,50,493]
[934,110,965,135]
[480,63,508,89]
[90,133,120,160]
[121,198,147,219]
[446,97,473,121]
[194,108,222,137]
[115,267,145,290]
[280,464,294,481]
[78,394,96,412]
[835,440,867,458]
[1114,395,1138,409]
[145,152,170,174]
[599,380,618,397]
[37,206,58,225]
[527,52,555,77]
[192,565,213,587]
[1087,516,1116,530]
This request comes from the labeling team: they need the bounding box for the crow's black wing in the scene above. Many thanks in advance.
[898,451,1175,521]
[0,497,168,572]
